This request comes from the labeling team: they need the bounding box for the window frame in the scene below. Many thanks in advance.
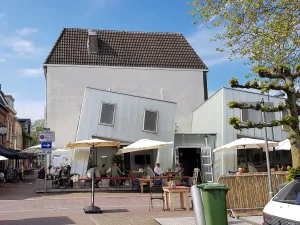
[142,110,159,134]
[98,102,116,126]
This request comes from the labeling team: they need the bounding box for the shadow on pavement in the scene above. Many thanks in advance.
[0,216,75,225]
[103,209,129,213]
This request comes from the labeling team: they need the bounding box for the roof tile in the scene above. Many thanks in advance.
[44,28,207,70]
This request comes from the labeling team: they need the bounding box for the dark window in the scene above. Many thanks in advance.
[99,103,116,125]
[273,180,300,205]
[143,110,158,133]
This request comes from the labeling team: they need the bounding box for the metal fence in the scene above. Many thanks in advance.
[217,172,288,211]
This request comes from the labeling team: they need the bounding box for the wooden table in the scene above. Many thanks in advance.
[138,178,153,193]
[163,186,190,211]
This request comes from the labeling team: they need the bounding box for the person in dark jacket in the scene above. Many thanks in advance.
[37,165,45,179]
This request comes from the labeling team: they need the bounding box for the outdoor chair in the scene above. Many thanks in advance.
[149,186,165,212]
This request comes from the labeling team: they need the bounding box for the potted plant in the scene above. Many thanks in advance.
[174,175,182,185]
[167,180,176,188]
[167,168,172,172]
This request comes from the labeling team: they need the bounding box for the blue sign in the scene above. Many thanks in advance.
[41,142,52,149]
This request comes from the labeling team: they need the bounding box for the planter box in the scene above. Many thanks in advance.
[36,179,53,189]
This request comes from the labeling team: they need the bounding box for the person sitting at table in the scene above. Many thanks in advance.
[110,163,122,186]
[236,168,243,175]
[100,164,107,177]
[146,167,155,178]
[37,165,45,179]
[154,163,164,176]
[58,166,67,188]
[175,163,184,175]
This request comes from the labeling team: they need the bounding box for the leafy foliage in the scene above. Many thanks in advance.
[287,166,300,182]
[188,0,300,67]
[112,154,124,164]
[31,119,44,146]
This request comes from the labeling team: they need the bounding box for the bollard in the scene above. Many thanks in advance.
[191,185,206,225]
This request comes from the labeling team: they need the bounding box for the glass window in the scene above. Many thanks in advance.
[273,180,300,205]
[99,103,116,125]
[143,110,158,133]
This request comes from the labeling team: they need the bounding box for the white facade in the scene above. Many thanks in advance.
[45,64,207,149]
[72,87,176,176]
[192,87,289,176]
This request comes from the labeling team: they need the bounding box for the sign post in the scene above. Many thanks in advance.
[40,129,55,193]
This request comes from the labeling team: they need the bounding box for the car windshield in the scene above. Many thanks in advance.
[273,179,300,205]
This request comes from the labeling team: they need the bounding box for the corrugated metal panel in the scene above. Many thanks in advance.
[224,88,288,143]
[72,87,177,175]
[191,87,290,176]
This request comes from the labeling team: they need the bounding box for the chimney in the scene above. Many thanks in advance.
[87,29,99,54]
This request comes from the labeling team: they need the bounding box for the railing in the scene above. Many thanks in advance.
[217,172,288,211]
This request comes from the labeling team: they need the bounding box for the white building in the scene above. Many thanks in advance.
[71,87,176,176]
[44,28,208,150]
[192,87,290,177]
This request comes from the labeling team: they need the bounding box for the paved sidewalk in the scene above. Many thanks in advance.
[0,174,252,225]
[240,216,264,225]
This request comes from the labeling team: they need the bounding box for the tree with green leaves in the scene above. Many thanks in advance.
[189,0,300,166]
[31,119,44,146]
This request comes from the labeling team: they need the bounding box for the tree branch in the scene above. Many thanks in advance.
[228,101,287,112]
[229,116,300,130]
[229,78,288,91]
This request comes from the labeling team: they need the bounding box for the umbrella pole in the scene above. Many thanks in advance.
[83,170,103,214]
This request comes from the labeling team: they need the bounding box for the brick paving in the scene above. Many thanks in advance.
[0,174,251,225]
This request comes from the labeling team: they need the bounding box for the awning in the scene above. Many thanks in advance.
[0,147,30,159]
[0,147,20,159]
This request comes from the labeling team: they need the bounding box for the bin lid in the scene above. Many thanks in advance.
[197,183,229,190]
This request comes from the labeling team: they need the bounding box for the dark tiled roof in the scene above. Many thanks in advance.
[44,28,207,70]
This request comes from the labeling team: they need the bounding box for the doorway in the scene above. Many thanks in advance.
[177,147,201,178]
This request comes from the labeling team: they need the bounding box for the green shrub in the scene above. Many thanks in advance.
[287,166,300,182]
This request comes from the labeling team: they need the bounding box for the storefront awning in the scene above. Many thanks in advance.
[0,147,29,159]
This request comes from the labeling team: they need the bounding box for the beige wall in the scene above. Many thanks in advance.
[46,65,207,148]
[14,120,23,150]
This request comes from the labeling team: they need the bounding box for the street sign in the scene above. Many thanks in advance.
[39,131,55,142]
[41,142,52,149]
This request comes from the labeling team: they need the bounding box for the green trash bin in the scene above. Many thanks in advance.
[198,183,229,225]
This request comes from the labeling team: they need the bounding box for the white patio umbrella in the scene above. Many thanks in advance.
[23,144,56,154]
[0,155,8,161]
[66,139,120,149]
[116,139,173,155]
[213,138,278,153]
[275,139,290,151]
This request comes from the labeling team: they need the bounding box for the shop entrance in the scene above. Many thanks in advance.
[177,147,201,177]
[176,146,213,183]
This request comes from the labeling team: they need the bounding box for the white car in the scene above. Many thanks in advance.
[263,175,300,224]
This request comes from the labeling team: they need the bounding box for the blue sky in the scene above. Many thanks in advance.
[0,0,251,120]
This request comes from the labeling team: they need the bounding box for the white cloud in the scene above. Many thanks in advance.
[16,27,38,36]
[0,24,44,60]
[19,67,43,77]
[188,26,229,67]
[0,57,6,62]
[15,100,45,121]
